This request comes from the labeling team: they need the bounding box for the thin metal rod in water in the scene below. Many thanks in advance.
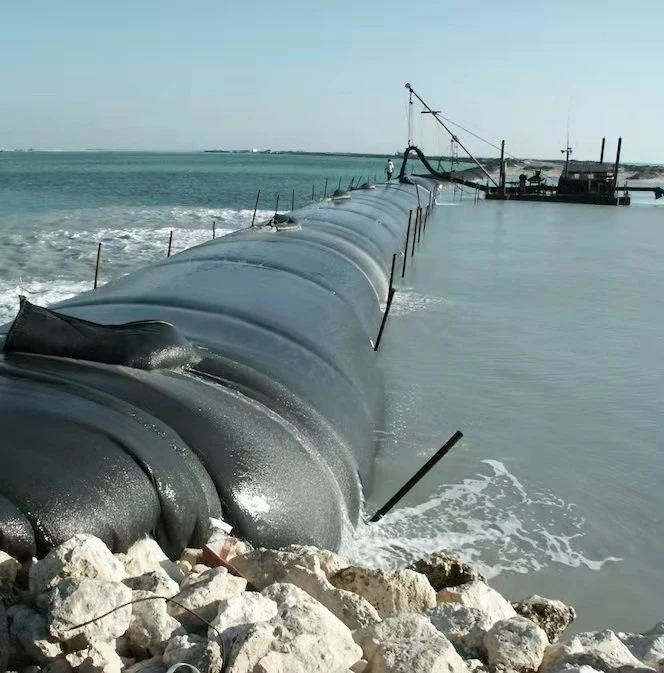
[251,189,261,226]
[323,178,328,198]
[291,189,295,211]
[93,242,102,289]
[369,430,464,521]
[274,193,280,215]
[311,184,315,201]
[373,287,396,352]
[212,220,216,239]
[167,230,173,257]
[401,211,412,278]
[411,209,419,257]
[388,253,397,294]
[418,208,423,243]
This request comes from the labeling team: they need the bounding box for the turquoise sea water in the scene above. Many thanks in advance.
[0,151,662,633]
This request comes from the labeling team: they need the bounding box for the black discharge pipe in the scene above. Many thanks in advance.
[369,430,464,521]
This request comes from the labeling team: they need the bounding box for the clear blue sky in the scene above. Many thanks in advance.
[2,0,662,161]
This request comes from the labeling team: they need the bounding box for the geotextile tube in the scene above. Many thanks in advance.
[0,178,437,561]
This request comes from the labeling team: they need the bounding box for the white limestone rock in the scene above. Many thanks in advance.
[465,658,490,673]
[47,578,132,646]
[205,518,233,544]
[0,552,21,589]
[179,549,204,567]
[8,605,62,662]
[167,566,246,632]
[619,626,664,670]
[512,594,576,643]
[230,545,348,587]
[226,583,362,673]
[30,535,127,595]
[354,614,468,673]
[162,634,223,673]
[118,538,183,585]
[329,567,436,617]
[428,602,494,658]
[123,570,180,599]
[353,613,440,662]
[125,590,183,655]
[65,642,123,673]
[483,616,548,672]
[540,630,649,673]
[209,592,278,650]
[438,581,516,623]
[203,536,250,565]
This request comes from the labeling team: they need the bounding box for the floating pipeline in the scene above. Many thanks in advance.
[0,178,438,561]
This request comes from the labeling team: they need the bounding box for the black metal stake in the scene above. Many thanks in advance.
[212,220,216,239]
[418,208,423,243]
[291,189,295,211]
[401,211,412,278]
[311,184,315,201]
[411,209,419,257]
[251,189,261,226]
[373,287,396,352]
[388,253,397,295]
[369,430,464,522]
[167,230,173,257]
[93,242,102,289]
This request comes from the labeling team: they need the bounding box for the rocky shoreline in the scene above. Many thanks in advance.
[0,521,661,673]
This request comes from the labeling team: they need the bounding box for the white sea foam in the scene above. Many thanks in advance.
[390,288,452,316]
[0,205,273,324]
[347,459,621,577]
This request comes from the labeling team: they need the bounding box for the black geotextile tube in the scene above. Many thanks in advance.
[0,179,437,560]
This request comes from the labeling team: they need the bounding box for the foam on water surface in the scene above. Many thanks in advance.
[348,459,621,577]
[0,205,274,323]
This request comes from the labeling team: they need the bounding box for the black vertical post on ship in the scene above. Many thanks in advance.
[612,137,622,203]
[251,189,261,226]
[401,211,412,278]
[93,243,102,289]
[167,230,173,257]
[499,140,506,198]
